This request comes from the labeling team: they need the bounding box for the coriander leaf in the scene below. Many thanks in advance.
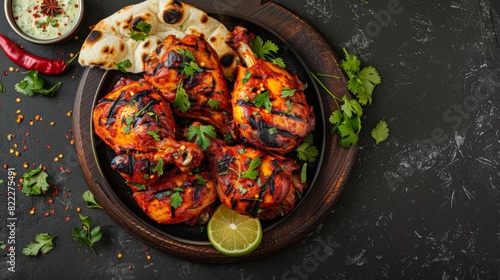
[329,110,343,127]
[129,21,151,41]
[270,57,286,68]
[116,59,132,73]
[170,190,183,209]
[338,119,359,148]
[0,241,6,249]
[182,61,203,76]
[371,120,389,144]
[187,124,216,150]
[208,99,221,110]
[22,165,50,196]
[176,49,196,61]
[281,87,297,98]
[14,70,60,97]
[195,174,206,186]
[127,181,146,191]
[173,80,190,112]
[241,157,262,180]
[82,190,102,209]
[152,158,164,177]
[340,96,363,118]
[340,48,361,74]
[295,142,319,162]
[251,36,279,60]
[22,233,56,256]
[253,91,272,112]
[72,214,102,253]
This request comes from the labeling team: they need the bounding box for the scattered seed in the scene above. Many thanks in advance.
[65,216,70,222]
[15,98,21,103]
[23,162,28,168]
[30,208,35,215]
[58,154,63,158]
[76,207,81,213]
[146,255,151,260]
[54,157,59,162]
[50,121,55,126]
[9,67,14,72]
[15,151,20,157]
[117,253,123,259]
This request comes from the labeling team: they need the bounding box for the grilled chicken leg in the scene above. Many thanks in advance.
[143,34,238,142]
[93,78,204,175]
[226,26,315,154]
[206,138,306,219]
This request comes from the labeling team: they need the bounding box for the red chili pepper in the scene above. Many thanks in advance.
[0,34,76,75]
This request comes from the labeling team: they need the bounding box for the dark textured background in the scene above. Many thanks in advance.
[1,0,499,279]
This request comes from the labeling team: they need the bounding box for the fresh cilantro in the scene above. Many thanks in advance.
[195,174,206,186]
[208,99,221,110]
[187,124,216,150]
[147,129,161,141]
[22,233,56,256]
[82,190,103,209]
[296,142,319,162]
[116,59,132,73]
[253,91,272,112]
[285,99,293,113]
[123,116,134,134]
[152,158,164,177]
[176,49,196,61]
[129,21,152,41]
[238,185,248,195]
[371,120,389,144]
[242,70,251,83]
[251,36,285,68]
[72,214,102,253]
[127,181,146,191]
[311,47,382,148]
[340,48,381,106]
[21,165,50,195]
[281,87,297,98]
[173,80,190,112]
[0,81,6,93]
[182,61,203,76]
[170,188,184,209]
[241,157,262,180]
[14,70,60,97]
[0,240,5,249]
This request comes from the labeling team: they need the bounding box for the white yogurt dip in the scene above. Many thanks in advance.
[12,0,80,40]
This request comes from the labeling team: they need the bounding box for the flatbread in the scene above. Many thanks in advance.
[78,0,238,79]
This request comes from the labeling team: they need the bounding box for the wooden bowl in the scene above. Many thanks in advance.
[73,0,355,263]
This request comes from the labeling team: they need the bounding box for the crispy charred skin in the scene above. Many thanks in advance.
[93,78,204,174]
[131,167,217,225]
[144,34,238,142]
[226,26,315,154]
[206,138,306,219]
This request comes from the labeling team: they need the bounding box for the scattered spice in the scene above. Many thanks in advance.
[117,253,123,259]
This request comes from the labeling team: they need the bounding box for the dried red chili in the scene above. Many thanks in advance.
[0,34,77,75]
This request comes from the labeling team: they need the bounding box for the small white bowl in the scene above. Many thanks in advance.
[4,0,84,45]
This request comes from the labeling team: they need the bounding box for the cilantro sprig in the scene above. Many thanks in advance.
[129,21,152,41]
[241,157,262,180]
[21,165,51,196]
[72,214,102,253]
[82,190,103,209]
[371,120,389,144]
[187,124,217,150]
[311,48,384,148]
[22,233,56,256]
[253,91,272,113]
[250,36,286,68]
[173,80,190,112]
[116,59,132,73]
[14,70,60,97]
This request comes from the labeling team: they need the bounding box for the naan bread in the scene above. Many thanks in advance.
[78,0,238,79]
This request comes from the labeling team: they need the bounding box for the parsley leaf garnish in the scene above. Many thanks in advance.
[371,120,389,144]
[0,81,6,93]
[72,214,102,253]
[173,80,190,112]
[82,190,103,209]
[208,99,221,110]
[187,124,216,150]
[21,165,50,196]
[281,87,297,98]
[242,70,252,83]
[129,21,152,41]
[253,91,272,112]
[116,59,132,73]
[22,233,56,256]
[14,70,60,97]
[147,129,161,141]
[241,157,262,180]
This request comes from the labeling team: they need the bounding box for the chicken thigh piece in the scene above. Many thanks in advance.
[132,167,217,225]
[226,26,315,154]
[93,78,204,174]
[206,138,307,220]
[143,34,238,142]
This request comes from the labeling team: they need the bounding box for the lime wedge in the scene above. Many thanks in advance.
[207,204,262,257]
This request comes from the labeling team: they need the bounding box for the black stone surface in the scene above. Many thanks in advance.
[0,0,499,279]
